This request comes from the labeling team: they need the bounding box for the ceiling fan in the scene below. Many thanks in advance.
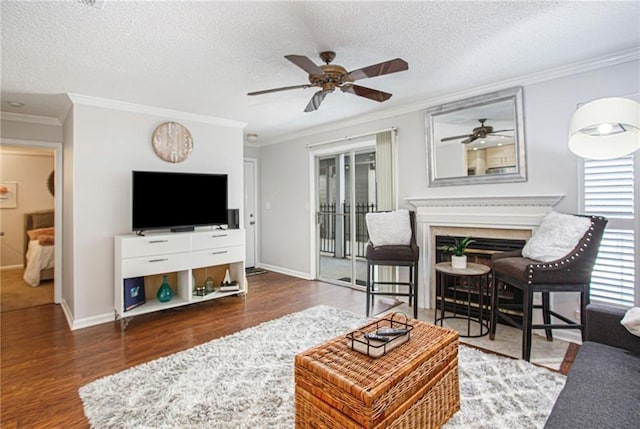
[247,51,408,112]
[440,119,514,144]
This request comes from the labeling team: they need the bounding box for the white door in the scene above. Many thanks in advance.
[244,160,257,268]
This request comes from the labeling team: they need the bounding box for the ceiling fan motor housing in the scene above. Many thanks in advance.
[309,64,351,92]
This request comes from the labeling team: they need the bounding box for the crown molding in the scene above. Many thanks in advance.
[66,93,247,129]
[261,48,640,147]
[0,112,61,126]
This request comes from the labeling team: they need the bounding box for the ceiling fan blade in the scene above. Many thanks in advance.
[347,58,408,81]
[489,129,514,134]
[341,84,392,102]
[460,136,479,144]
[441,134,471,142]
[285,55,325,75]
[247,84,311,96]
[304,90,330,112]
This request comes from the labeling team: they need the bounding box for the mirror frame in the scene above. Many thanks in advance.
[426,86,527,187]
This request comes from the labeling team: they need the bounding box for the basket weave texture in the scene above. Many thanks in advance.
[295,318,460,429]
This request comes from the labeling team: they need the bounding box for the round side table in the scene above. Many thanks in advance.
[434,261,491,338]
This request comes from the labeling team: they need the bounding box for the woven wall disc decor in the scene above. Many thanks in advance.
[151,121,194,163]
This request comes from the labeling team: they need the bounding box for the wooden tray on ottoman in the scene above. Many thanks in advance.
[295,317,460,429]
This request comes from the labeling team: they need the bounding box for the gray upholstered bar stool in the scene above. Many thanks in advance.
[490,214,607,361]
[365,210,419,319]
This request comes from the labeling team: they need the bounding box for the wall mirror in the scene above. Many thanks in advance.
[426,86,527,187]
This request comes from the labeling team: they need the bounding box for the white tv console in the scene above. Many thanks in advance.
[114,229,246,329]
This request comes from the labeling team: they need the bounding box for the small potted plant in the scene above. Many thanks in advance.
[439,236,475,269]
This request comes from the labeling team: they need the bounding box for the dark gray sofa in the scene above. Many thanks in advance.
[544,303,640,428]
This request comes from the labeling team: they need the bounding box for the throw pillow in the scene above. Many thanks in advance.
[522,211,591,262]
[365,209,411,247]
[621,307,640,337]
[27,227,55,241]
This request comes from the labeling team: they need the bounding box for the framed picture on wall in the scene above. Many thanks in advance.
[0,182,17,209]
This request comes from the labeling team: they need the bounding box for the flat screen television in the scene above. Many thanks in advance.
[132,171,228,233]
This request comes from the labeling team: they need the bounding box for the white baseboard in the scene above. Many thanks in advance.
[60,298,114,330]
[257,263,313,280]
[72,312,115,330]
[1,264,23,271]
[60,298,74,330]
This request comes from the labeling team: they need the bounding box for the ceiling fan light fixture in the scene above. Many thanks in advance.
[568,97,640,159]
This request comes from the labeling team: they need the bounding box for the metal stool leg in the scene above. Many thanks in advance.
[542,292,553,341]
[523,287,534,361]
[366,261,372,317]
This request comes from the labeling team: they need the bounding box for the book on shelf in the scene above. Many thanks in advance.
[124,277,146,311]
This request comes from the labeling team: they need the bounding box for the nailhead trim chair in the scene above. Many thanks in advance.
[489,215,607,361]
[365,211,419,319]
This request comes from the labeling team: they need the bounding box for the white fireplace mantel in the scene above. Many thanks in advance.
[405,194,565,228]
[405,194,565,309]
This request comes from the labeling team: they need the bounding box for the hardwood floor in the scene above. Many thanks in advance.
[1,271,576,428]
[0,272,379,428]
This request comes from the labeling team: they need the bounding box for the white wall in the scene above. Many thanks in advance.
[64,99,245,327]
[62,111,75,316]
[259,140,310,276]
[258,60,639,319]
[1,118,62,142]
[244,145,260,159]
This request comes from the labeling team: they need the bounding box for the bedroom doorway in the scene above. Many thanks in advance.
[0,140,62,312]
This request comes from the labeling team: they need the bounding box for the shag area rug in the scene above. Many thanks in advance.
[79,305,565,429]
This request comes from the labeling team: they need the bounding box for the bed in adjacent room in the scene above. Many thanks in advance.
[23,210,55,287]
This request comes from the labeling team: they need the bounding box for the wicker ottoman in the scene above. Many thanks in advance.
[295,318,460,429]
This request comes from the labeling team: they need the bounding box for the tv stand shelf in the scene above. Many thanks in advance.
[114,229,245,329]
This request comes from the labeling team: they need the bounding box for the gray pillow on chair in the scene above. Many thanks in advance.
[522,211,590,262]
[365,209,411,247]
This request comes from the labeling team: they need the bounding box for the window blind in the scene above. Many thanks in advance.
[584,158,634,218]
[583,155,635,307]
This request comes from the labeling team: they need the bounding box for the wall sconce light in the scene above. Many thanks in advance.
[568,97,640,159]
[246,133,258,143]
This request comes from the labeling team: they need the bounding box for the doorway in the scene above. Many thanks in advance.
[315,146,377,289]
[0,141,62,312]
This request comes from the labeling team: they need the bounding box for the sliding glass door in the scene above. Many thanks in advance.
[316,148,377,289]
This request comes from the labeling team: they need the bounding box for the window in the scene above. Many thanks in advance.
[581,155,637,306]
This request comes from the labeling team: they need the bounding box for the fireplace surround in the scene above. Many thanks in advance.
[406,195,564,310]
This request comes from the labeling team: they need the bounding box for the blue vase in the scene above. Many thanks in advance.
[156,275,174,302]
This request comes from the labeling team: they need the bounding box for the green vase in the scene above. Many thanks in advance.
[156,275,174,303]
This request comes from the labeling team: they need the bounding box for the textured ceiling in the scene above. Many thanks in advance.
[1,1,639,144]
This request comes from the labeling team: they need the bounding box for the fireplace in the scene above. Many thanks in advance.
[435,235,527,322]
[405,194,564,311]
